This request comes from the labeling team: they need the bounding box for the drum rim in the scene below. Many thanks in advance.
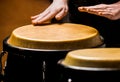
[3,36,105,51]
[58,59,120,71]
[3,37,71,52]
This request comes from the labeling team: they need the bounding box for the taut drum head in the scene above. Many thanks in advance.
[61,48,120,70]
[7,23,103,50]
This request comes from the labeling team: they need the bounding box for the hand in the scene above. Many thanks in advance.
[31,0,68,25]
[78,3,120,20]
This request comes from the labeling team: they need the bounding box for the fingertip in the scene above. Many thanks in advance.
[31,22,37,26]
[31,16,34,18]
[31,15,39,20]
[98,12,102,15]
[30,16,34,20]
[55,13,66,20]
[31,20,38,25]
[55,16,61,20]
[78,7,83,10]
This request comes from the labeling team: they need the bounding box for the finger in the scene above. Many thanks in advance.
[33,11,58,24]
[78,7,88,12]
[31,14,40,20]
[85,10,114,20]
[55,8,68,20]
[99,12,114,18]
[78,7,103,12]
[78,7,99,15]
[87,8,115,16]
[31,6,51,21]
[32,10,50,24]
[79,7,109,16]
[78,4,108,12]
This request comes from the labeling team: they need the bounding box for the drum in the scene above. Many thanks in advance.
[2,23,104,82]
[58,48,120,82]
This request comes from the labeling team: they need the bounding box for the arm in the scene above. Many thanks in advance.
[78,1,120,20]
[31,0,68,25]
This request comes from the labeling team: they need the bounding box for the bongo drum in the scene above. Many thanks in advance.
[58,48,120,82]
[2,23,104,82]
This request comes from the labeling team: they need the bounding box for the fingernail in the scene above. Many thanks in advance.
[98,12,102,15]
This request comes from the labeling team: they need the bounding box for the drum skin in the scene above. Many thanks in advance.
[7,23,104,50]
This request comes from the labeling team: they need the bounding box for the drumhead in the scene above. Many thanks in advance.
[7,23,104,50]
[60,48,120,70]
